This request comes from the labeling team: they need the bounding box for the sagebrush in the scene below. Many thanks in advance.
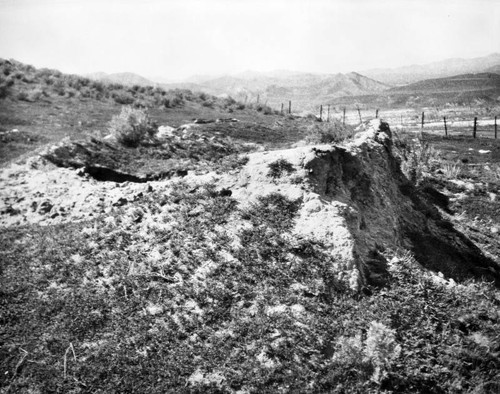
[108,106,157,147]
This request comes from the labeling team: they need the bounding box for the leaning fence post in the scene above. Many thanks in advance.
[473,117,477,138]
[420,112,425,139]
[357,106,362,124]
[443,116,448,137]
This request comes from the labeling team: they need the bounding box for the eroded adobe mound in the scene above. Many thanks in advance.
[1,119,498,287]
[223,119,500,287]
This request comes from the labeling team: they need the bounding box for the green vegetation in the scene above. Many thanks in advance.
[0,58,226,110]
[108,106,157,147]
[393,131,441,185]
[305,120,353,144]
[247,102,276,115]
[267,158,296,178]
[0,58,294,163]
[1,185,499,393]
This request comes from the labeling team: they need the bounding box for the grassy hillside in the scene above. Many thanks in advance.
[1,59,333,164]
[362,53,500,85]
[389,73,500,94]
[328,73,500,109]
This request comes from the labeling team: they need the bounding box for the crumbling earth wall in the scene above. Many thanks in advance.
[1,119,498,288]
[227,119,500,287]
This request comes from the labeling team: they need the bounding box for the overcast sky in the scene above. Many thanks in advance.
[0,0,499,81]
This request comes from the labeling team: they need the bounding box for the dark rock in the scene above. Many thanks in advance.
[113,197,128,207]
[5,205,21,216]
[37,200,53,215]
[193,119,215,124]
[218,188,232,197]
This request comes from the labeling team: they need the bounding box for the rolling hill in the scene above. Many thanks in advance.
[86,71,157,87]
[163,71,391,113]
[362,53,500,85]
[389,72,500,94]
[485,64,500,74]
[328,72,500,108]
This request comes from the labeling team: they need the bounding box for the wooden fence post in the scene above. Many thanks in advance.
[327,105,330,122]
[357,106,362,124]
[281,103,283,116]
[420,112,425,140]
[375,109,379,119]
[443,116,448,137]
[343,108,346,126]
[495,116,497,139]
[473,117,477,138]
[320,105,323,121]
[288,101,291,115]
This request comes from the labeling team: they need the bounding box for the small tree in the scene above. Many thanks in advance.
[109,106,157,147]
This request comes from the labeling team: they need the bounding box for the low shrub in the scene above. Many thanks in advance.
[170,95,184,107]
[251,103,275,115]
[393,132,440,185]
[215,154,249,174]
[108,106,157,147]
[0,85,12,100]
[305,121,353,144]
[113,91,135,105]
[267,158,296,178]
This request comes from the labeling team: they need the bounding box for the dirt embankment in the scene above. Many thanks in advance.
[1,119,498,287]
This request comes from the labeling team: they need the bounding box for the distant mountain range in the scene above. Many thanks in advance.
[161,71,390,112]
[362,53,500,85]
[84,53,500,111]
[86,72,157,87]
[328,72,500,108]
